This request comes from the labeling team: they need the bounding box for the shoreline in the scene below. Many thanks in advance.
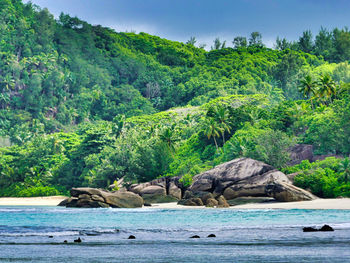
[0,196,350,209]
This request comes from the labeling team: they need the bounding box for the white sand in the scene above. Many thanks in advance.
[230,198,350,210]
[0,196,67,206]
[147,198,350,210]
[1,197,349,209]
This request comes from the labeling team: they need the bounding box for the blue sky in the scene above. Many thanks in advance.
[25,0,350,48]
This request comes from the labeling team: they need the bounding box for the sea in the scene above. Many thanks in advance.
[0,206,350,262]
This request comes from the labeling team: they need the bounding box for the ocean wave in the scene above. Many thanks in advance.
[0,230,80,237]
[0,227,122,237]
[79,228,121,236]
[331,222,350,229]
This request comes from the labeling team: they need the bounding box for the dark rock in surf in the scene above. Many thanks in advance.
[74,237,82,243]
[319,224,334,232]
[303,225,334,232]
[128,235,136,239]
[190,235,200,238]
[303,227,318,232]
[207,234,216,238]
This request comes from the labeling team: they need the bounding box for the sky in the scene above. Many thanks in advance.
[24,0,350,48]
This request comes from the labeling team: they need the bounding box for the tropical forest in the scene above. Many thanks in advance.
[1,0,350,199]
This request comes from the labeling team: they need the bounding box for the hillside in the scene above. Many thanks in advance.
[0,0,350,198]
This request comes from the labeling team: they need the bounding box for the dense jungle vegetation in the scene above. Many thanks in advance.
[0,0,350,197]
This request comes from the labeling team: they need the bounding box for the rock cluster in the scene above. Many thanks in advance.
[58,188,144,208]
[178,191,230,207]
[303,225,334,232]
[59,158,316,209]
[129,177,183,203]
[184,158,316,204]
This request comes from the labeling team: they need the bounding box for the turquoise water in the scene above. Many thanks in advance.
[1,206,350,262]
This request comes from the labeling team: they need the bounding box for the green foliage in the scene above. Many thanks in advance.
[0,184,66,197]
[1,0,350,198]
[179,173,193,187]
[284,158,350,198]
[248,130,293,168]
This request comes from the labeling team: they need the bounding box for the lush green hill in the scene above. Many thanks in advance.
[0,0,350,198]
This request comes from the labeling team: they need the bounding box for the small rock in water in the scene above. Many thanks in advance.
[303,227,318,232]
[74,237,82,243]
[63,240,68,243]
[319,224,334,232]
[207,234,216,238]
[48,235,53,238]
[128,235,136,239]
[303,225,334,232]
[190,235,200,238]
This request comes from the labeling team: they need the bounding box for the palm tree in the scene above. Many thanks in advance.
[339,158,350,183]
[159,127,178,154]
[203,118,222,151]
[213,105,231,146]
[299,74,316,108]
[318,74,337,104]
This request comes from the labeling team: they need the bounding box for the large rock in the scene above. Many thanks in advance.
[190,158,274,194]
[91,194,105,202]
[168,182,182,200]
[139,185,172,203]
[129,176,184,203]
[70,187,104,197]
[287,144,314,166]
[129,183,151,194]
[102,191,144,208]
[150,178,167,188]
[265,182,316,202]
[140,185,166,196]
[223,170,290,200]
[184,158,317,204]
[62,188,144,208]
[182,191,214,203]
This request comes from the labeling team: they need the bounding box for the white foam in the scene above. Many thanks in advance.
[1,231,80,237]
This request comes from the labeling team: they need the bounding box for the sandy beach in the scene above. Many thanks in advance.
[230,198,350,210]
[0,196,350,209]
[0,196,67,206]
[147,198,350,210]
